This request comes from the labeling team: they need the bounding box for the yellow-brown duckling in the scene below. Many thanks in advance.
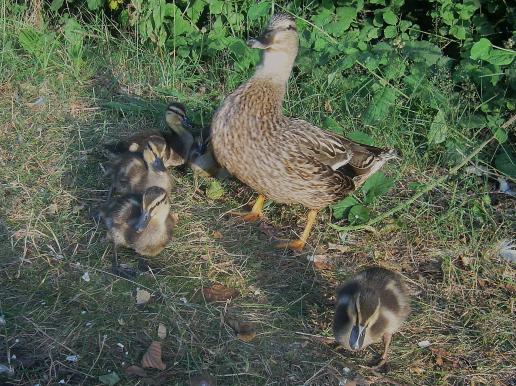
[107,136,173,196]
[104,102,194,167]
[99,186,177,257]
[333,267,410,367]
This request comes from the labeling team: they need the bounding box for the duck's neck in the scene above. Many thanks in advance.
[252,50,296,86]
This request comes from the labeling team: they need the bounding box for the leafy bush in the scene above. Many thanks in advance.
[38,0,514,225]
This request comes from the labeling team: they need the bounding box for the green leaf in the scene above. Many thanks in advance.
[50,0,64,11]
[347,131,374,145]
[206,180,224,200]
[403,41,442,66]
[495,147,516,178]
[323,116,342,132]
[312,9,333,28]
[383,9,398,25]
[99,372,120,386]
[449,25,466,40]
[186,0,206,23]
[470,38,491,60]
[86,0,103,11]
[384,25,397,38]
[332,196,359,220]
[428,109,448,144]
[486,50,515,66]
[247,1,270,21]
[363,86,397,123]
[362,172,394,204]
[209,0,223,15]
[336,7,357,31]
[348,205,370,224]
[493,128,508,144]
[399,20,411,32]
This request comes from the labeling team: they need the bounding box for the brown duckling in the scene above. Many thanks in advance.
[107,136,173,196]
[210,13,396,250]
[103,102,194,167]
[99,186,177,257]
[333,267,410,367]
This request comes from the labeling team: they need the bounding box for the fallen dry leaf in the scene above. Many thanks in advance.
[157,323,167,340]
[136,288,151,305]
[190,373,217,386]
[307,254,333,270]
[226,317,256,342]
[258,222,276,238]
[141,341,166,370]
[124,365,147,377]
[460,255,471,267]
[211,230,223,239]
[48,203,58,214]
[202,284,239,302]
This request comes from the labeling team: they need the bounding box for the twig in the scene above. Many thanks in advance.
[23,316,77,355]
[330,113,516,233]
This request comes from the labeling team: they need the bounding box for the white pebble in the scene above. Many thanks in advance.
[418,340,431,348]
[81,272,90,282]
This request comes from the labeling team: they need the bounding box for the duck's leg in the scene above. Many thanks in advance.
[229,194,266,222]
[111,244,137,279]
[275,209,318,251]
[372,332,392,369]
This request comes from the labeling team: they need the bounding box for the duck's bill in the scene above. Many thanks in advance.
[181,116,193,129]
[349,325,366,350]
[134,212,150,233]
[152,157,166,172]
[247,34,272,49]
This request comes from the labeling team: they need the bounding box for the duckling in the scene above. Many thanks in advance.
[99,186,177,257]
[103,102,194,167]
[333,267,410,367]
[210,13,397,250]
[188,135,230,179]
[107,136,173,196]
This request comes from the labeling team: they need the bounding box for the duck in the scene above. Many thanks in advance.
[333,267,410,367]
[188,135,230,179]
[210,13,397,250]
[107,136,173,196]
[99,186,177,258]
[103,102,194,167]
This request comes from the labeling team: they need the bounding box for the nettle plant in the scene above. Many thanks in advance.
[43,0,515,225]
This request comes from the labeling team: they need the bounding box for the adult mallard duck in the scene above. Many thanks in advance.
[210,13,397,250]
[334,267,410,367]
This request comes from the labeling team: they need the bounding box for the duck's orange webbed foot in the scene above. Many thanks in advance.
[229,194,266,223]
[274,239,306,251]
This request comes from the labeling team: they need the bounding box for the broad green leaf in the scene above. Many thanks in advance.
[470,38,491,60]
[449,25,466,40]
[457,2,479,19]
[18,28,42,55]
[347,131,374,145]
[348,205,370,224]
[206,180,224,200]
[363,86,397,123]
[362,172,394,204]
[399,20,411,32]
[247,1,270,21]
[312,9,333,27]
[384,25,397,38]
[99,372,120,386]
[383,9,398,25]
[332,196,359,220]
[370,0,386,4]
[323,116,342,132]
[403,41,442,66]
[50,0,64,11]
[493,128,508,144]
[336,7,357,31]
[428,109,448,144]
[86,0,103,10]
[209,0,223,15]
[495,147,516,178]
[486,50,515,66]
[186,0,206,23]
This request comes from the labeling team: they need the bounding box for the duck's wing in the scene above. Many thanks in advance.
[286,118,397,186]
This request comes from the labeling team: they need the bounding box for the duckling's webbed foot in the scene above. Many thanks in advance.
[229,194,266,223]
[274,239,306,251]
[110,245,137,279]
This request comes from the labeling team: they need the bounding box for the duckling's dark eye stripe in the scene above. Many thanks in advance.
[150,197,167,211]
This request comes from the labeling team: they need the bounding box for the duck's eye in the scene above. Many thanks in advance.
[287,24,296,31]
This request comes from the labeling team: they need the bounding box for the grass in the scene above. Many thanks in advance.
[1,5,515,386]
